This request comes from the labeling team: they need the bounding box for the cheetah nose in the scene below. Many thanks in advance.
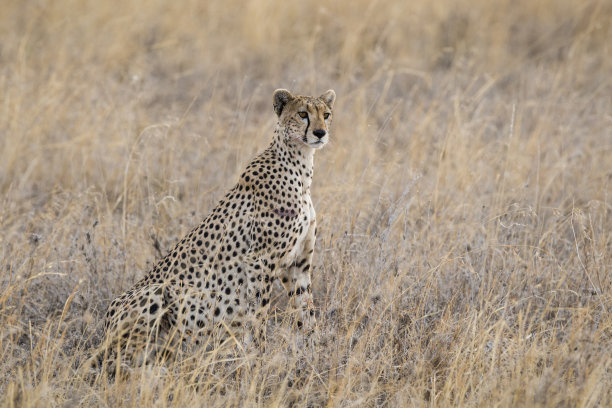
[313,129,326,139]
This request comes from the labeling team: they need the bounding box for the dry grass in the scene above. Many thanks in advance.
[1,0,611,406]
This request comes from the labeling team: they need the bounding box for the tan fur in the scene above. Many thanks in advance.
[100,89,336,367]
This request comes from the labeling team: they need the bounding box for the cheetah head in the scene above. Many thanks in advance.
[273,89,336,149]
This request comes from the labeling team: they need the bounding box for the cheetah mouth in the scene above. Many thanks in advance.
[309,140,326,148]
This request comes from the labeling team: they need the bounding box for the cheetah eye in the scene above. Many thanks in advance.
[323,112,330,120]
[298,112,308,119]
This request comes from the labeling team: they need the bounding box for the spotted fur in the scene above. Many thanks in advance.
[101,89,336,365]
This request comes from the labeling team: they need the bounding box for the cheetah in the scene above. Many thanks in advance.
[100,88,336,366]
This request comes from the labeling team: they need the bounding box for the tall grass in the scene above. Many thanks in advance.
[1,0,610,406]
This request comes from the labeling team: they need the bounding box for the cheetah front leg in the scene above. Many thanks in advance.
[242,257,273,349]
[279,221,317,332]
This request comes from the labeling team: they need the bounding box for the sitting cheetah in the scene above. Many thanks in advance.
[101,88,336,365]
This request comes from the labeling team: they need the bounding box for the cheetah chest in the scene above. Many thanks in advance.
[281,192,316,266]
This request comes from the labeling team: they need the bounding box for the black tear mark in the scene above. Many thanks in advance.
[303,114,310,142]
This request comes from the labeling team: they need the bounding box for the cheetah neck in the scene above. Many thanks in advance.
[272,127,315,192]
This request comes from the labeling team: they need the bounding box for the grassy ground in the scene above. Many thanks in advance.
[1,0,611,406]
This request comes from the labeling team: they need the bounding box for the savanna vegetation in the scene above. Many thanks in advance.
[1,0,610,406]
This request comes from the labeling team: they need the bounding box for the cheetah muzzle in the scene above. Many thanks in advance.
[99,88,336,367]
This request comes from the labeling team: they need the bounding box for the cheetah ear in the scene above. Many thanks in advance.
[273,89,294,117]
[319,89,336,109]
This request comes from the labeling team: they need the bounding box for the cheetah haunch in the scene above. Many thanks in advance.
[102,88,335,365]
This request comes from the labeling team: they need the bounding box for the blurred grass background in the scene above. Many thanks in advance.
[1,0,611,406]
